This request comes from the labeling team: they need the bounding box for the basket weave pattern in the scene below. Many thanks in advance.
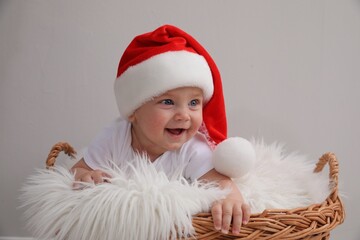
[46,142,345,240]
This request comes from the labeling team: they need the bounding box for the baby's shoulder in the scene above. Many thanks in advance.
[101,118,130,137]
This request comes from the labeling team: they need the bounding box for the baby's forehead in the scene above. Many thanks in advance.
[158,87,204,97]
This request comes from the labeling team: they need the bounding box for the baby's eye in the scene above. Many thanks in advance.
[189,99,200,107]
[160,99,174,105]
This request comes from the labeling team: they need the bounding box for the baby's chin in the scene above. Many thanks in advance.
[162,139,189,152]
[164,143,185,152]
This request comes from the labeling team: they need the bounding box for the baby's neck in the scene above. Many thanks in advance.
[131,147,162,162]
[130,127,162,162]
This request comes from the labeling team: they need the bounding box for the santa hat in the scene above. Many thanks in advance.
[114,24,227,146]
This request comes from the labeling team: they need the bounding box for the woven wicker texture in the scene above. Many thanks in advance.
[46,142,345,240]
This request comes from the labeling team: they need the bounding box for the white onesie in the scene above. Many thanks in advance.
[83,118,214,182]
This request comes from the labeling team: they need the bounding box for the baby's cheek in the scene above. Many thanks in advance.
[147,118,166,130]
[193,115,203,130]
[189,119,202,135]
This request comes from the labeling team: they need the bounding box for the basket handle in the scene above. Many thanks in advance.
[313,152,339,202]
[45,142,77,169]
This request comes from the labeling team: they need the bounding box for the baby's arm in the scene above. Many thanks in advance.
[199,169,250,235]
[71,158,110,184]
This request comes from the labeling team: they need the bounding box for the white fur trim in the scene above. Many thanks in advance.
[114,51,213,117]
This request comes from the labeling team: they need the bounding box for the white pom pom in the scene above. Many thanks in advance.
[213,137,256,178]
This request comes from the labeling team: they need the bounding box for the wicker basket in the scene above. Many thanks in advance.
[46,142,345,240]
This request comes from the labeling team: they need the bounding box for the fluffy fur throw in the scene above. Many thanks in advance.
[20,140,330,239]
[235,140,330,213]
[20,155,227,239]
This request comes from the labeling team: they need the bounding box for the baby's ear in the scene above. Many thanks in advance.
[128,113,136,122]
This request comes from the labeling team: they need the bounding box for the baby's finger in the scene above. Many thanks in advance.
[102,172,112,183]
[102,172,111,178]
[92,170,106,184]
[211,201,222,231]
[221,202,232,234]
[80,174,94,183]
[242,203,251,224]
[231,204,243,234]
[73,174,93,190]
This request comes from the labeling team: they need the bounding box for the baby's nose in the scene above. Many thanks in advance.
[174,108,190,121]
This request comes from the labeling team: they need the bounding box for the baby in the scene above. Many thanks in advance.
[71,24,250,235]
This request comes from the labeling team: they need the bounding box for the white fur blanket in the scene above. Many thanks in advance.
[235,140,330,213]
[20,140,330,240]
[20,156,227,240]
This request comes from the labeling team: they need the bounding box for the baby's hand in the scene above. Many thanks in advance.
[199,169,251,235]
[71,158,111,189]
[73,168,111,189]
[76,169,111,184]
[211,195,251,235]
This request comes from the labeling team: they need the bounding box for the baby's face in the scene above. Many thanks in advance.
[129,87,203,159]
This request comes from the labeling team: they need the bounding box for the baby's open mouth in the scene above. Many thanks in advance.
[166,128,185,135]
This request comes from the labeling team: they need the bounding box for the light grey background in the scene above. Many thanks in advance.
[1,0,359,239]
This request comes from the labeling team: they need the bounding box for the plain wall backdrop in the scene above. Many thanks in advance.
[1,0,359,239]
